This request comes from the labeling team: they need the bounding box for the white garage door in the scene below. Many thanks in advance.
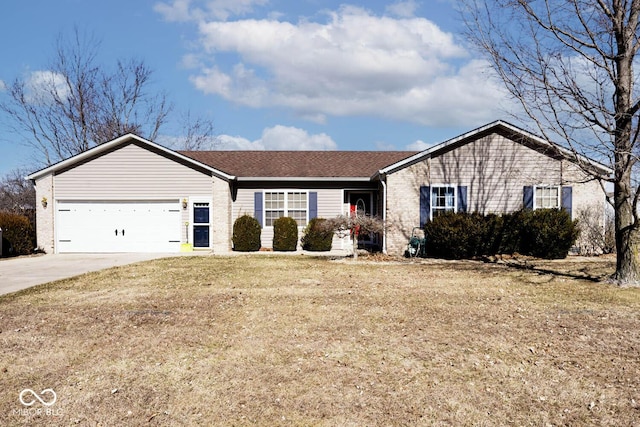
[56,201,181,253]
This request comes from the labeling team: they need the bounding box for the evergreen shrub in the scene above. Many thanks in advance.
[424,212,484,259]
[0,211,34,257]
[232,214,261,252]
[273,217,299,251]
[423,209,579,260]
[521,208,579,259]
[301,218,333,251]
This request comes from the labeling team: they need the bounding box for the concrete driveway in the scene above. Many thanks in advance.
[0,253,186,296]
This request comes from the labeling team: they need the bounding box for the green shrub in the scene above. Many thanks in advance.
[424,212,485,259]
[521,209,579,259]
[232,214,261,252]
[301,218,333,251]
[477,213,504,256]
[0,211,34,257]
[496,210,529,255]
[273,217,299,251]
[423,209,579,260]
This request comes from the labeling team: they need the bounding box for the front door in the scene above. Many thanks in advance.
[348,192,375,249]
[192,202,211,248]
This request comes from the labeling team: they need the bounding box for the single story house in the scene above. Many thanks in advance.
[27,120,611,256]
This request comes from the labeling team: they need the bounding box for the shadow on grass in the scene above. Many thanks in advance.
[480,256,613,283]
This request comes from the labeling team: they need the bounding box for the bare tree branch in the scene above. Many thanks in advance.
[463,0,640,283]
[0,27,172,166]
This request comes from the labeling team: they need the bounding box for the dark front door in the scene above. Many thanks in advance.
[348,192,375,249]
[193,202,210,248]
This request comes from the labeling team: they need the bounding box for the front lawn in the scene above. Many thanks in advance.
[1,255,638,425]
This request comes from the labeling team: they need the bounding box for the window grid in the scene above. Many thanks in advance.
[431,186,456,218]
[535,186,559,209]
[264,191,308,226]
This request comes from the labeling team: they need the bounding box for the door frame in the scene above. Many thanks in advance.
[346,191,378,249]
[189,197,212,249]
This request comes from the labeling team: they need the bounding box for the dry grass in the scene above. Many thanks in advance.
[1,255,640,426]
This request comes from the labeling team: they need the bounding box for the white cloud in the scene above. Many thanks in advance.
[25,71,69,104]
[386,0,420,18]
[154,0,194,22]
[406,140,432,151]
[166,3,509,127]
[0,79,6,92]
[154,0,268,22]
[218,125,337,150]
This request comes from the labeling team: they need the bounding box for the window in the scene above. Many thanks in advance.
[193,202,210,247]
[535,186,560,209]
[264,191,308,226]
[431,186,456,218]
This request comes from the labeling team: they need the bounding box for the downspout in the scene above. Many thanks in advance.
[380,173,388,254]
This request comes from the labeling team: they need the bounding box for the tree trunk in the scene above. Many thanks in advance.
[613,177,640,284]
[352,229,359,260]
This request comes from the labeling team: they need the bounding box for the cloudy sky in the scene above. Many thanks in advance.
[0,0,512,175]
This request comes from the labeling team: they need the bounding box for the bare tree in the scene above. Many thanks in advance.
[324,213,385,260]
[178,110,217,151]
[0,167,36,246]
[0,28,171,166]
[464,0,640,284]
[0,168,35,214]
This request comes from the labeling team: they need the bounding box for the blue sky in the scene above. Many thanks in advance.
[0,0,511,176]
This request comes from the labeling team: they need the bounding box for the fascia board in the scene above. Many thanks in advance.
[377,120,612,177]
[236,176,372,182]
[26,134,236,181]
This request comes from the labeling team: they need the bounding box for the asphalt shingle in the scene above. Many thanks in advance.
[179,150,417,178]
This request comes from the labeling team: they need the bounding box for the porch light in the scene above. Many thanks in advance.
[41,196,48,209]
[182,198,188,209]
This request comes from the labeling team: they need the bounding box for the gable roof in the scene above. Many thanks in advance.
[378,120,613,177]
[26,134,235,181]
[179,150,416,181]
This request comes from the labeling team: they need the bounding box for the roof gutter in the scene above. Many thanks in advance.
[236,176,372,182]
[379,172,388,254]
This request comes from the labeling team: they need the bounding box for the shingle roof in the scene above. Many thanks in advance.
[179,151,417,178]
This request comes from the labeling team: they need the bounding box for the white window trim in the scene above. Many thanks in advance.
[533,185,561,210]
[189,197,212,248]
[430,184,457,220]
[263,190,309,228]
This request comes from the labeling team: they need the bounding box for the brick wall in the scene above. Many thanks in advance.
[211,175,232,253]
[35,174,55,254]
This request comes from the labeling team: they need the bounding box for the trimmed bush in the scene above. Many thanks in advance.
[273,217,299,251]
[232,214,261,252]
[424,212,485,259]
[0,211,34,257]
[521,208,579,259]
[423,209,579,260]
[301,218,333,251]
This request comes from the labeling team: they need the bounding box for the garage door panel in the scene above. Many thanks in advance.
[57,201,181,253]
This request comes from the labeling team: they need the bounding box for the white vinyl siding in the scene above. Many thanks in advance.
[54,143,212,199]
